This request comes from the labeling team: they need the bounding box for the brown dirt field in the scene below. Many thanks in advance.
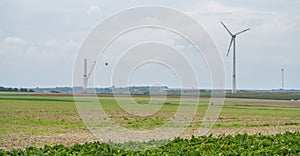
[0,132,97,151]
[10,93,206,98]
[224,98,300,108]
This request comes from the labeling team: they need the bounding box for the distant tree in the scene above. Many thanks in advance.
[20,88,28,92]
[0,86,5,91]
[50,90,60,93]
[0,87,34,92]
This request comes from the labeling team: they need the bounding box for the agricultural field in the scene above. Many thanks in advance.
[0,93,299,154]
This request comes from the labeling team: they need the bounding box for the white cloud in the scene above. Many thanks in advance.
[87,5,101,15]
[0,37,80,87]
[256,15,300,35]
[4,37,26,45]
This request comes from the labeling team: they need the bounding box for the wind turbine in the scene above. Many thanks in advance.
[83,59,96,94]
[281,68,284,90]
[221,21,250,94]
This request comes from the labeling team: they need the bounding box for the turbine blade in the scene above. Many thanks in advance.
[87,61,96,78]
[221,21,233,36]
[235,28,250,36]
[226,38,234,57]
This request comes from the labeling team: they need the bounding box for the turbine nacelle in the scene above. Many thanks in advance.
[221,21,250,57]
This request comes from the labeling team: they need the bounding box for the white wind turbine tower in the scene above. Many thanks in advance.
[83,59,96,94]
[221,21,250,94]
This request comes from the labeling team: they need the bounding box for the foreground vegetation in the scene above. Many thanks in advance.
[1,132,299,155]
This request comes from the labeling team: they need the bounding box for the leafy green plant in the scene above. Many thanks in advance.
[1,132,299,155]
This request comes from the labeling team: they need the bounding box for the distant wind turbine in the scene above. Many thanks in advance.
[221,21,250,94]
[83,59,96,94]
[281,68,284,90]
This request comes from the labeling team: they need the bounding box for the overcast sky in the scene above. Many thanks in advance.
[0,0,299,89]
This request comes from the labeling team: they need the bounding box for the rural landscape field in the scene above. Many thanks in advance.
[2,0,300,155]
[0,92,299,155]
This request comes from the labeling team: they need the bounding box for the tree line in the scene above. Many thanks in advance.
[0,86,34,92]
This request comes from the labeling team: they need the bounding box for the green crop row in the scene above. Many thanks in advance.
[1,132,299,155]
[226,92,300,100]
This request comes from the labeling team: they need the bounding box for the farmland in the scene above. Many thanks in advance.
[0,93,300,154]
